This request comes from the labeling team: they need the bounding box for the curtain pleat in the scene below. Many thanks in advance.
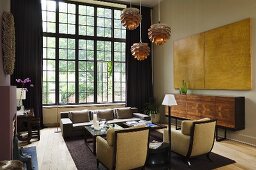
[11,0,43,126]
[126,6,153,111]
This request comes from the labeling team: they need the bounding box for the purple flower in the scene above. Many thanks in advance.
[16,78,32,87]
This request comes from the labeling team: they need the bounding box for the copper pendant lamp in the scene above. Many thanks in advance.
[148,0,171,45]
[131,42,150,61]
[121,1,141,30]
[131,0,150,61]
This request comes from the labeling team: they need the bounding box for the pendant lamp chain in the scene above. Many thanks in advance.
[139,0,142,42]
[158,0,160,22]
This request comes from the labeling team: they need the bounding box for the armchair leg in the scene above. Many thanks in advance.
[186,159,191,166]
[207,153,212,162]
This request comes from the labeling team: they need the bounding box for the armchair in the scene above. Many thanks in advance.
[163,118,216,166]
[96,127,150,170]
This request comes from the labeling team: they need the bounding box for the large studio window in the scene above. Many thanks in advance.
[42,0,126,105]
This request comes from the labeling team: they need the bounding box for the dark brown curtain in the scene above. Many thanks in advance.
[126,6,153,111]
[11,0,43,126]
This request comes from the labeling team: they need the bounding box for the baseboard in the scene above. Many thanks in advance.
[227,133,256,147]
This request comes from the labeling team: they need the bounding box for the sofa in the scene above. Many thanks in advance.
[60,107,150,138]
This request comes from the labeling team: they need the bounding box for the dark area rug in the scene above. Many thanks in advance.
[22,146,38,170]
[65,137,235,170]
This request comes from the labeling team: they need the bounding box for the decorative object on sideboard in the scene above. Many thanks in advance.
[148,0,171,45]
[120,1,141,30]
[131,0,150,61]
[179,80,188,95]
[2,11,15,75]
[162,94,177,164]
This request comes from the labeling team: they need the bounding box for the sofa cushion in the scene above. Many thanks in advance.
[181,118,210,136]
[116,107,133,119]
[97,109,114,121]
[69,110,90,123]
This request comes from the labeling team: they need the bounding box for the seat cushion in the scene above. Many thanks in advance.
[181,118,210,136]
[69,110,90,123]
[116,107,133,119]
[97,109,114,121]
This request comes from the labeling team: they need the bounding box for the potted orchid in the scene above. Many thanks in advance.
[16,78,31,110]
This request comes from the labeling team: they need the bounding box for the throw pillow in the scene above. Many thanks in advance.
[116,107,133,119]
[69,110,90,123]
[97,109,114,121]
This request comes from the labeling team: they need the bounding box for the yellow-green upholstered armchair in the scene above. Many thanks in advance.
[96,127,150,170]
[163,118,216,166]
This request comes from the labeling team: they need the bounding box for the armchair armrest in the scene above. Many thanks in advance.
[132,113,150,120]
[96,136,113,169]
[60,118,73,138]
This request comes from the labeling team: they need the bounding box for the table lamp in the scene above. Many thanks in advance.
[16,88,26,111]
[162,94,177,161]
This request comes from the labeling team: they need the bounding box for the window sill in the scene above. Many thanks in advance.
[43,103,126,109]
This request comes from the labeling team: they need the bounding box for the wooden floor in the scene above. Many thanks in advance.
[25,128,256,170]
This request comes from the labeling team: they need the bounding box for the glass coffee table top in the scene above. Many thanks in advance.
[84,123,124,136]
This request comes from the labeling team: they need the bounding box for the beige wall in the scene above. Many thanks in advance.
[43,103,125,126]
[153,0,256,146]
[0,0,10,86]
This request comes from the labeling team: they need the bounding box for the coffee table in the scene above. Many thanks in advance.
[84,124,123,154]
[147,142,170,167]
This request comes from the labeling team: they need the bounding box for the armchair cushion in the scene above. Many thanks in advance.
[69,110,90,123]
[181,118,210,136]
[97,109,114,121]
[116,107,133,119]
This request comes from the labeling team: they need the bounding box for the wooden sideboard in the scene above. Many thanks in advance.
[165,94,245,130]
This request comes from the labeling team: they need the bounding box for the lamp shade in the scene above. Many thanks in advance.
[162,94,177,106]
[131,42,150,61]
[121,7,141,30]
[16,88,26,100]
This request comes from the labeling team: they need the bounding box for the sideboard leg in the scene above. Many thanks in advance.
[216,126,227,142]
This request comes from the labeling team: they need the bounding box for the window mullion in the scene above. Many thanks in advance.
[56,1,60,105]
[94,6,97,103]
[75,4,79,104]
[111,9,115,102]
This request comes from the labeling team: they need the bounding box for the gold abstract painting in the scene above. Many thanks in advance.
[174,34,205,89]
[174,18,251,90]
[204,18,251,90]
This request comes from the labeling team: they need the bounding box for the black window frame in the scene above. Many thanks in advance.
[42,0,126,105]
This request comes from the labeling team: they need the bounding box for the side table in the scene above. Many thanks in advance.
[147,142,170,167]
